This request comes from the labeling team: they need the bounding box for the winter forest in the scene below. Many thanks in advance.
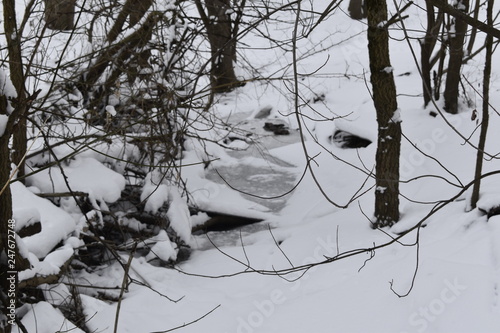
[1,0,500,332]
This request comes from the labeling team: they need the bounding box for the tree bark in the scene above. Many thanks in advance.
[44,0,76,31]
[0,101,29,333]
[466,0,481,56]
[443,0,469,114]
[470,0,493,210]
[0,144,14,333]
[367,0,402,227]
[4,0,27,182]
[421,0,443,107]
[348,0,367,20]
[1,2,32,330]
[195,0,241,93]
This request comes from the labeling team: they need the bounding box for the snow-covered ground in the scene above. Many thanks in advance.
[4,0,500,332]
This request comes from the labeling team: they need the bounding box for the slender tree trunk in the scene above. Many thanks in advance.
[195,0,241,93]
[470,0,494,210]
[466,0,481,56]
[0,135,14,333]
[421,0,443,107]
[367,0,401,227]
[4,0,27,182]
[433,29,447,101]
[443,0,469,114]
[1,2,31,331]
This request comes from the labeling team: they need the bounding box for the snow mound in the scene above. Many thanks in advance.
[19,244,74,282]
[12,182,77,258]
[29,157,126,203]
[141,171,169,213]
[13,207,41,231]
[146,230,178,262]
[167,187,192,244]
[21,302,85,333]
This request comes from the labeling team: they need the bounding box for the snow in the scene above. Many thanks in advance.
[11,181,77,258]
[105,104,117,116]
[20,302,85,333]
[0,114,8,137]
[167,187,192,244]
[28,156,126,203]
[12,207,41,231]
[146,230,178,262]
[0,68,16,115]
[142,172,170,213]
[383,66,394,73]
[391,108,402,123]
[19,244,74,282]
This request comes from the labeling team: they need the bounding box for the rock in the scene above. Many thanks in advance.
[263,122,290,135]
[330,129,372,149]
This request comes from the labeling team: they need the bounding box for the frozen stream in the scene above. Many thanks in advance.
[206,162,297,213]
[208,114,302,213]
[194,117,302,249]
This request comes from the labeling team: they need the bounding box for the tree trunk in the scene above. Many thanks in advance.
[443,0,469,114]
[469,0,493,210]
[466,0,481,56]
[348,0,367,20]
[0,101,29,333]
[4,0,27,182]
[366,0,402,227]
[421,0,443,107]
[196,0,241,93]
[44,0,76,31]
[0,135,14,333]
[1,2,31,330]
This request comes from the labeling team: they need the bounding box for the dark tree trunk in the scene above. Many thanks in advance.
[4,0,28,183]
[367,0,401,227]
[0,134,14,333]
[443,0,469,114]
[421,0,443,107]
[467,0,481,56]
[470,0,494,210]
[0,101,29,333]
[44,0,76,31]
[196,0,241,93]
[348,0,367,20]
[1,2,32,330]
[433,29,447,101]
[11,118,26,181]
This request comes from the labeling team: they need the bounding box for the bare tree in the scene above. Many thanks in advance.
[443,0,469,114]
[366,0,402,227]
[1,0,33,330]
[421,0,443,107]
[4,0,30,183]
[470,0,494,209]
